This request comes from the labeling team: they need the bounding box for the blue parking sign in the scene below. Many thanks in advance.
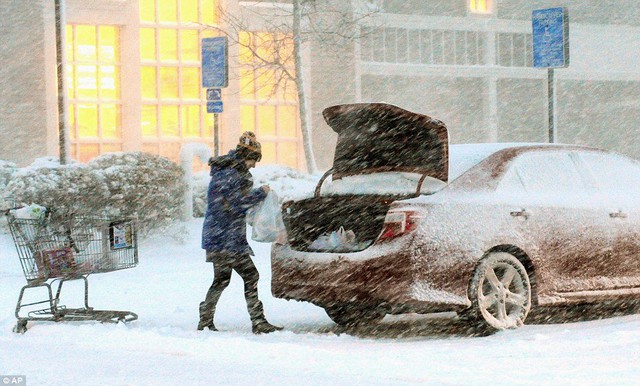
[206,88,222,101]
[532,7,569,68]
[207,101,223,113]
[202,37,228,88]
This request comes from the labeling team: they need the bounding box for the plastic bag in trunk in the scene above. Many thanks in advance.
[308,226,373,252]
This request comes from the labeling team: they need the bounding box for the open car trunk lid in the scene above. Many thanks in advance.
[323,103,449,181]
[282,104,450,253]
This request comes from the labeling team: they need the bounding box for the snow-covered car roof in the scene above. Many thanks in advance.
[448,143,542,181]
[318,143,552,197]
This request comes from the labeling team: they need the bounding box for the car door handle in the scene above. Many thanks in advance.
[510,209,530,219]
[609,210,627,219]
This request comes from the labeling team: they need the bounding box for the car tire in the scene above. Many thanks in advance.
[324,304,385,327]
[467,252,532,332]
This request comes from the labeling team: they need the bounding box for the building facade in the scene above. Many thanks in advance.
[1,0,640,171]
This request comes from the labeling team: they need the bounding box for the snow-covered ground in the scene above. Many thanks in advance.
[1,219,639,385]
[1,165,639,385]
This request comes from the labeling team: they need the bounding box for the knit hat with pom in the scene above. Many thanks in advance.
[236,131,262,161]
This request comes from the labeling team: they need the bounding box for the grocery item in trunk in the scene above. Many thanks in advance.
[308,226,371,252]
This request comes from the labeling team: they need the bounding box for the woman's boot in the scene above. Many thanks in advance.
[197,301,218,331]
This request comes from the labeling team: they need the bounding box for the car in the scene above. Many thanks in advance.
[271,102,640,332]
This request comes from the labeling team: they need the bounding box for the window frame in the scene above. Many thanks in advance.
[139,0,220,163]
[66,24,124,163]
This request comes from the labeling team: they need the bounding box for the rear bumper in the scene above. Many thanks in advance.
[271,241,470,312]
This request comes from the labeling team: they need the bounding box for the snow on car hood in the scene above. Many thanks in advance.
[323,103,449,182]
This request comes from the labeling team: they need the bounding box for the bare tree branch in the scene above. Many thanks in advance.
[204,1,380,172]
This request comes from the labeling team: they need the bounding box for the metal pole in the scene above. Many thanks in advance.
[547,68,556,143]
[214,113,219,157]
[55,0,70,164]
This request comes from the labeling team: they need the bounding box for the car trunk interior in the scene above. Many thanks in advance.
[282,194,414,252]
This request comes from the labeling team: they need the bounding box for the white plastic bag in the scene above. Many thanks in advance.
[12,203,46,220]
[328,226,356,248]
[309,226,361,252]
[246,191,285,242]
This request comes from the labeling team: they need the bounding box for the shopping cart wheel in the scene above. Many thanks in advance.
[13,319,28,334]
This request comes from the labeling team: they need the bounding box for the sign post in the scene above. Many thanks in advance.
[532,7,569,143]
[55,0,70,164]
[201,37,228,156]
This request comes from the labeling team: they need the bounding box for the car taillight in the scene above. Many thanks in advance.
[378,210,420,241]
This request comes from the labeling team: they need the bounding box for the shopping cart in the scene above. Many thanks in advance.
[4,203,139,333]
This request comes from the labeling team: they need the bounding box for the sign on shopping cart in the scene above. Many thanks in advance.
[36,247,75,277]
[109,220,135,250]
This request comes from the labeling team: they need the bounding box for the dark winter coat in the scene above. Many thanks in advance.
[201,150,267,257]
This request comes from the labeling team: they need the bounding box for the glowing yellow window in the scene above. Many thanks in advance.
[140,0,156,22]
[159,29,178,61]
[76,25,97,61]
[161,105,179,137]
[470,0,492,14]
[255,32,275,63]
[239,32,253,64]
[140,28,156,61]
[204,113,215,137]
[158,0,177,23]
[66,64,75,98]
[202,0,218,25]
[256,69,276,100]
[240,105,256,132]
[141,105,158,137]
[159,67,179,99]
[181,30,199,62]
[240,68,255,100]
[141,66,157,99]
[181,0,198,23]
[100,66,120,99]
[66,23,123,163]
[258,105,276,136]
[77,65,98,99]
[78,104,98,137]
[101,104,121,139]
[99,26,118,62]
[66,25,74,61]
[261,142,276,164]
[274,69,293,101]
[182,67,200,99]
[68,104,76,140]
[278,106,298,137]
[182,105,201,137]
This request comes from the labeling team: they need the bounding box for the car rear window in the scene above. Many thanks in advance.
[501,152,587,193]
[576,152,640,192]
[449,143,529,181]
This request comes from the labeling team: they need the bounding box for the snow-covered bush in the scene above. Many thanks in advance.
[88,152,186,235]
[191,164,319,218]
[6,158,109,223]
[192,170,210,218]
[250,165,319,202]
[0,160,17,190]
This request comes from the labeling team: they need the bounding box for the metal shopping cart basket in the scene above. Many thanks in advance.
[5,203,139,333]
